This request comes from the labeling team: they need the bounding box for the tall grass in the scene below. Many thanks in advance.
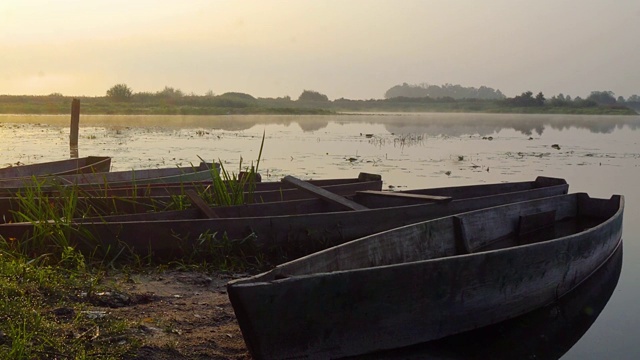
[197,130,264,207]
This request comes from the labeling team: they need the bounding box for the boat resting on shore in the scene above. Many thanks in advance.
[0,156,111,180]
[0,161,219,190]
[0,174,384,221]
[227,192,624,359]
[0,177,568,263]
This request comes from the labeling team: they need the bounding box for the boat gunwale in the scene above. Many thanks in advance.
[58,181,570,225]
[230,192,624,286]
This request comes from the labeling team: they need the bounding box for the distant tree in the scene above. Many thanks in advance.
[219,92,256,101]
[157,86,183,98]
[535,92,546,106]
[384,83,505,100]
[504,91,539,107]
[627,94,640,102]
[587,91,616,105]
[548,93,570,107]
[617,96,626,103]
[106,83,133,100]
[48,92,64,97]
[298,90,329,102]
[573,96,598,107]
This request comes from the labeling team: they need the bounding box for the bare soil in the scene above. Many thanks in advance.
[94,270,251,359]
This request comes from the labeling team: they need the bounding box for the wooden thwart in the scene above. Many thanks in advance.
[357,190,452,203]
[185,190,219,218]
[282,176,369,211]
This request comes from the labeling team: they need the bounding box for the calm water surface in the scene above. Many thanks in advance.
[1,113,639,359]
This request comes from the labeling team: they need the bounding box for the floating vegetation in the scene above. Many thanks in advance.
[552,144,561,150]
[368,133,427,149]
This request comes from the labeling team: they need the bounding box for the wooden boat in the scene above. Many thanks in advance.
[0,172,379,198]
[75,176,567,222]
[0,156,111,179]
[0,175,384,221]
[0,161,219,189]
[0,177,568,264]
[226,192,624,360]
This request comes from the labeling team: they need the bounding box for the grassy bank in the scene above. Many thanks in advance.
[0,243,135,359]
[1,94,636,116]
[0,154,269,358]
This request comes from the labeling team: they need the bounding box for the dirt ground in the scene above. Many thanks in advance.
[94,270,252,359]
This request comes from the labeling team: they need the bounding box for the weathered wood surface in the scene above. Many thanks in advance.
[0,156,111,180]
[185,190,219,218]
[282,175,369,211]
[0,178,569,264]
[354,176,567,208]
[0,174,371,197]
[227,193,624,359]
[60,176,568,223]
[70,98,80,147]
[357,190,452,203]
[0,179,383,221]
[0,162,217,189]
[353,242,623,359]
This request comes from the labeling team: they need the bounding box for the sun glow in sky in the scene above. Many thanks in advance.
[1,0,639,99]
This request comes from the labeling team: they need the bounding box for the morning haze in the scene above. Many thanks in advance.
[1,0,639,100]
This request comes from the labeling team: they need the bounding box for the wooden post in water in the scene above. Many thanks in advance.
[70,98,80,158]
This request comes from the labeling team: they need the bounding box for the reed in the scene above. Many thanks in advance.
[194,130,264,207]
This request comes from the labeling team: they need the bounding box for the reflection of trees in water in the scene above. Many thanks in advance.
[8,113,639,136]
[380,113,640,137]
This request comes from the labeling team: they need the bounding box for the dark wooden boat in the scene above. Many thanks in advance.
[75,176,567,223]
[0,172,379,198]
[226,192,624,360]
[0,177,568,264]
[0,156,111,179]
[0,176,384,220]
[0,161,218,189]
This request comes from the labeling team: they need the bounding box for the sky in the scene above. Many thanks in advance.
[1,0,639,100]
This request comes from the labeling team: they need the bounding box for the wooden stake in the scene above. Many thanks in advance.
[70,98,80,148]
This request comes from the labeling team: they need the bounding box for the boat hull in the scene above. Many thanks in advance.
[0,156,111,180]
[0,177,568,262]
[227,193,624,359]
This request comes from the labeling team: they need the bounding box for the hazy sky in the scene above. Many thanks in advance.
[1,0,639,99]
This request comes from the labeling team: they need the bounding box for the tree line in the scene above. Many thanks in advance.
[106,84,327,103]
[106,83,639,108]
[384,83,505,100]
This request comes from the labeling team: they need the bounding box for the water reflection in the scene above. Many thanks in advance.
[3,113,639,137]
[349,243,623,360]
[377,113,640,137]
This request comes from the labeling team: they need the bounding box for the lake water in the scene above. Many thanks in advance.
[1,113,639,359]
